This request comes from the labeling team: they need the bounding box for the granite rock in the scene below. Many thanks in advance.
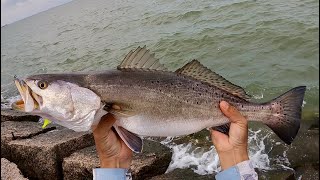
[63,140,172,180]
[1,109,39,122]
[1,121,94,180]
[1,158,28,180]
[1,121,53,159]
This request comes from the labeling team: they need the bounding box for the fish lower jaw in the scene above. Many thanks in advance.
[12,98,40,112]
[11,99,25,111]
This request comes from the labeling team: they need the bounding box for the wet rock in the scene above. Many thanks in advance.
[150,169,213,180]
[172,129,212,149]
[131,140,172,180]
[256,169,295,180]
[63,140,172,180]
[294,163,319,180]
[1,109,39,122]
[1,158,28,180]
[1,121,94,180]
[269,129,319,167]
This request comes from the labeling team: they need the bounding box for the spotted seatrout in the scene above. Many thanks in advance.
[12,46,306,152]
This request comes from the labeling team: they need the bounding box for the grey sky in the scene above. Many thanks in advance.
[1,0,72,26]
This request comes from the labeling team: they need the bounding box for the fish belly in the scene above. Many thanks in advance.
[116,115,220,137]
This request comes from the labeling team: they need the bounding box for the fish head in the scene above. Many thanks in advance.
[12,75,103,131]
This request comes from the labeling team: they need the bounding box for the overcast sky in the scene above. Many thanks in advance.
[1,0,72,26]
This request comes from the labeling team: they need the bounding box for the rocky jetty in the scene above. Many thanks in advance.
[1,109,172,180]
[1,109,319,179]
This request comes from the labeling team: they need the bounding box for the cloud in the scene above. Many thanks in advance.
[1,0,72,26]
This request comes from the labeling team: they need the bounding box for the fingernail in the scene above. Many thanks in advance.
[220,101,229,110]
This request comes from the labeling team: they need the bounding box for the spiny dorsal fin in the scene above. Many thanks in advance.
[176,60,251,100]
[117,46,167,71]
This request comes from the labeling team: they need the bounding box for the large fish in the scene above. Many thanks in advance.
[12,46,306,153]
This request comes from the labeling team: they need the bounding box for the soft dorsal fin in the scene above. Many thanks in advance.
[175,60,251,100]
[117,46,167,71]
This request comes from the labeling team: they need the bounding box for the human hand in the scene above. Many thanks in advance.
[211,101,249,170]
[92,113,133,168]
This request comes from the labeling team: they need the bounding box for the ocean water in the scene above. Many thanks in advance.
[1,0,319,176]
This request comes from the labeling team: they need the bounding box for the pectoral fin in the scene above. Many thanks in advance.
[114,125,143,153]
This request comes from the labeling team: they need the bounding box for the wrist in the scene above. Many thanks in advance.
[218,148,249,170]
[100,157,131,169]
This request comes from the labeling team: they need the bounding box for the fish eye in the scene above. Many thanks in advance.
[37,81,48,89]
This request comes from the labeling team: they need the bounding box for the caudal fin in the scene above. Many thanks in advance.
[264,86,306,145]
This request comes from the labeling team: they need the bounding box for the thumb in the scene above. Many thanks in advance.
[220,101,247,126]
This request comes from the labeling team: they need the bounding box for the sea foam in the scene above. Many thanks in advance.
[161,129,291,175]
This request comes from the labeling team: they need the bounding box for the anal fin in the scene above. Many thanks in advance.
[114,125,143,153]
[212,123,230,135]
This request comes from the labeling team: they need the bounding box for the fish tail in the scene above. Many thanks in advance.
[263,86,306,145]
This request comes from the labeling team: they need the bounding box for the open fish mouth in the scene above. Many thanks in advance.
[12,78,43,112]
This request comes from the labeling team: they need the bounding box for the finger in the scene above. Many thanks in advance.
[220,101,247,125]
[210,129,229,146]
[93,113,117,135]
